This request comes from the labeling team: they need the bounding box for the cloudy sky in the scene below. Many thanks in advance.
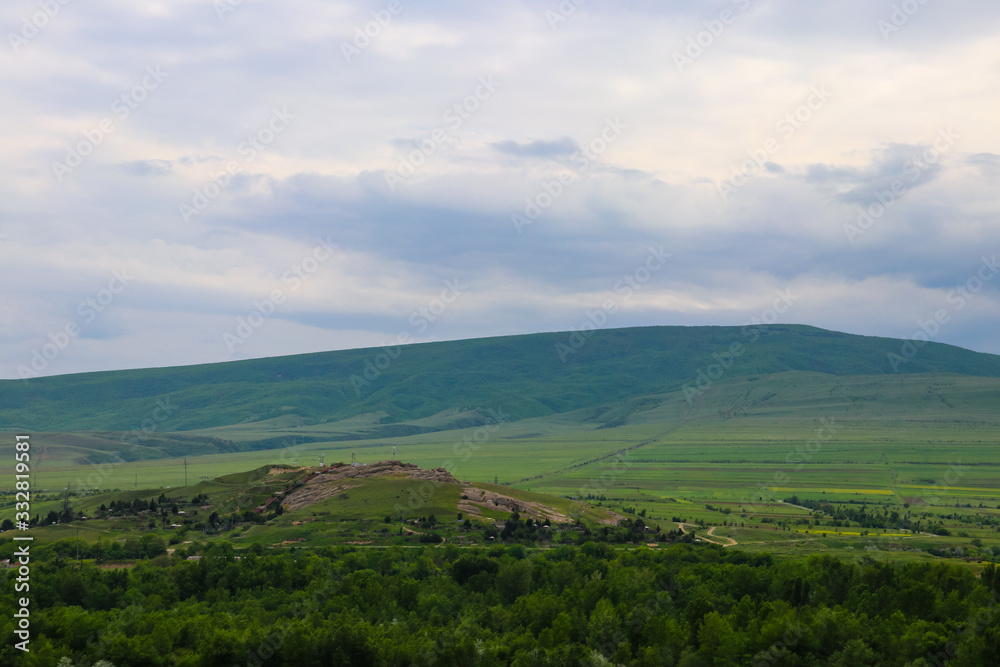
[2,0,999,379]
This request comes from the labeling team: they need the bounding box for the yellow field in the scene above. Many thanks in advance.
[897,484,1000,493]
[796,529,913,537]
[769,488,895,496]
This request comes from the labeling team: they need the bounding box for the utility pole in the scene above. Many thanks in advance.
[33,444,44,495]
[62,483,72,519]
[183,457,188,487]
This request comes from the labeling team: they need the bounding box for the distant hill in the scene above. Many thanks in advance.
[2,324,1000,432]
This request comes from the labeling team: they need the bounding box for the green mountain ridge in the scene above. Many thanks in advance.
[3,324,999,432]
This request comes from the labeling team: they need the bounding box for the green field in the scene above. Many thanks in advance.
[5,324,1000,433]
[5,364,999,564]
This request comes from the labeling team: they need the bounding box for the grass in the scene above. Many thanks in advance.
[5,469,621,554]
[4,324,1000,433]
[1,325,998,564]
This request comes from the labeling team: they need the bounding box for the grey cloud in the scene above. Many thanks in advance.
[804,143,947,205]
[967,153,1000,176]
[492,137,580,159]
[216,159,994,307]
[5,0,1000,378]
[120,159,172,176]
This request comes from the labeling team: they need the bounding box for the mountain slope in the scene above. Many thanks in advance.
[2,324,999,432]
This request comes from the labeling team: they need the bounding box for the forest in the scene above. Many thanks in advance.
[2,541,998,666]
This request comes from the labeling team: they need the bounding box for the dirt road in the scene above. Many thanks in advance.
[676,522,737,546]
[706,526,737,546]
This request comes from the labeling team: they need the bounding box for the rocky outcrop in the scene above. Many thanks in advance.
[279,461,463,512]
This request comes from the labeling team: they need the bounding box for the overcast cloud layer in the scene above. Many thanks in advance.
[2,0,999,379]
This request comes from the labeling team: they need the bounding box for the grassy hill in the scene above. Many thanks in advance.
[27,461,618,551]
[3,324,999,563]
[3,324,1000,433]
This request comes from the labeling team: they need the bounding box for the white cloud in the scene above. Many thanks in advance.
[2,0,1000,378]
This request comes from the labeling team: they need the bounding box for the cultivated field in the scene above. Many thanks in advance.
[5,371,998,564]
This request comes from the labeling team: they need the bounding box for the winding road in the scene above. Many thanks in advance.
[675,522,737,547]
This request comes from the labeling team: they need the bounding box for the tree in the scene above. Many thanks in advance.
[588,598,622,657]
[696,612,741,665]
[140,534,166,558]
[497,558,533,604]
[829,639,877,666]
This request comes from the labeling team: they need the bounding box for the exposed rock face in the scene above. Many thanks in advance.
[280,461,463,512]
[306,460,462,484]
[458,487,570,524]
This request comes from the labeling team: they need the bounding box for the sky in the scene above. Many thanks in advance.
[2,0,999,379]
